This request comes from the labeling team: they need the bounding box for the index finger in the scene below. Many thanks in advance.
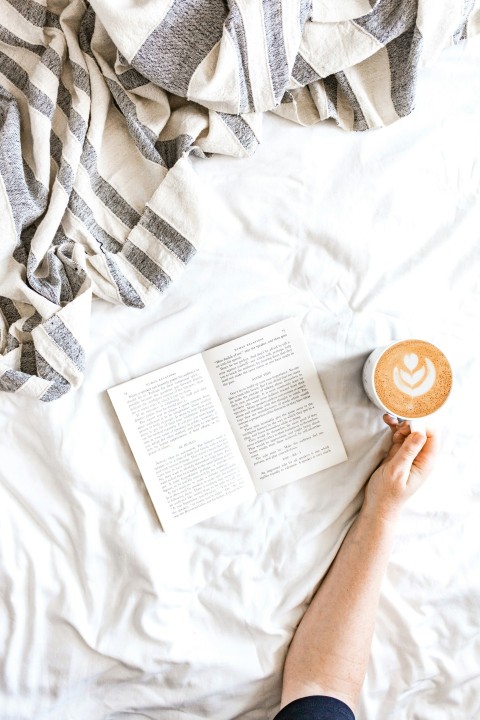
[383,413,400,434]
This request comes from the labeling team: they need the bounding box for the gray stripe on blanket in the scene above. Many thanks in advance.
[78,5,95,59]
[116,66,149,91]
[20,340,37,375]
[299,0,312,28]
[0,369,29,392]
[68,190,122,253]
[0,50,54,118]
[13,224,34,268]
[50,129,62,166]
[43,315,85,370]
[0,296,20,325]
[105,256,145,308]
[323,75,339,119]
[22,311,43,333]
[133,0,227,96]
[56,81,87,142]
[353,0,418,45]
[42,44,62,75]
[0,89,48,235]
[335,72,368,131]
[292,54,320,85]
[225,2,254,113]
[72,62,91,95]
[35,351,71,401]
[50,130,76,193]
[122,241,172,293]
[387,24,423,117]
[5,0,61,29]
[262,0,289,105]
[140,208,196,263]
[281,91,294,104]
[155,135,195,169]
[218,113,258,153]
[6,336,20,352]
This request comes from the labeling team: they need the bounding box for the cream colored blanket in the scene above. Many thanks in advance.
[0,0,478,400]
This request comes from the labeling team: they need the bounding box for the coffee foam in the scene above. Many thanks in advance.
[374,340,452,418]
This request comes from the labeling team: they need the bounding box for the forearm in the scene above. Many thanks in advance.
[281,502,398,711]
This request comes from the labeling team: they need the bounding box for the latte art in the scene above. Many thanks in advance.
[393,354,436,397]
[374,340,452,418]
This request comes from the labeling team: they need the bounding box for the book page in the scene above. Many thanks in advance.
[108,355,256,533]
[203,318,347,493]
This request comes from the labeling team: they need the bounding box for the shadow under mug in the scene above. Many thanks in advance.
[362,339,453,433]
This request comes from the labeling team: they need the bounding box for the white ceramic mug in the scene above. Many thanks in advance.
[362,340,452,434]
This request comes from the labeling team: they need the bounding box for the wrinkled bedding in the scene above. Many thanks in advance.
[1,12,480,720]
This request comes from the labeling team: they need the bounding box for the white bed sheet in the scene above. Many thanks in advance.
[1,36,480,720]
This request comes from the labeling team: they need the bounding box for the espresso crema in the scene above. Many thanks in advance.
[374,340,452,418]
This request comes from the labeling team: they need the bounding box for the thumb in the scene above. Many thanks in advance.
[394,432,427,473]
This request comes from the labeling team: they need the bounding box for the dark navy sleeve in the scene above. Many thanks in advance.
[273,695,355,720]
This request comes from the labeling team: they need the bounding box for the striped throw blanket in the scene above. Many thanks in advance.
[1,0,478,400]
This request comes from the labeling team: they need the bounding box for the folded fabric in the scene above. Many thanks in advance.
[0,0,478,400]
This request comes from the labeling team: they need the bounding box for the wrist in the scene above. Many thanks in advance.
[360,495,402,531]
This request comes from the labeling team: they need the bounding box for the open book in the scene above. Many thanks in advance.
[108,318,347,532]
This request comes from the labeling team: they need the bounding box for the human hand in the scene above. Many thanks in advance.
[363,414,441,523]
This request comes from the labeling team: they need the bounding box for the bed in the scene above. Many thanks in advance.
[1,2,480,719]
